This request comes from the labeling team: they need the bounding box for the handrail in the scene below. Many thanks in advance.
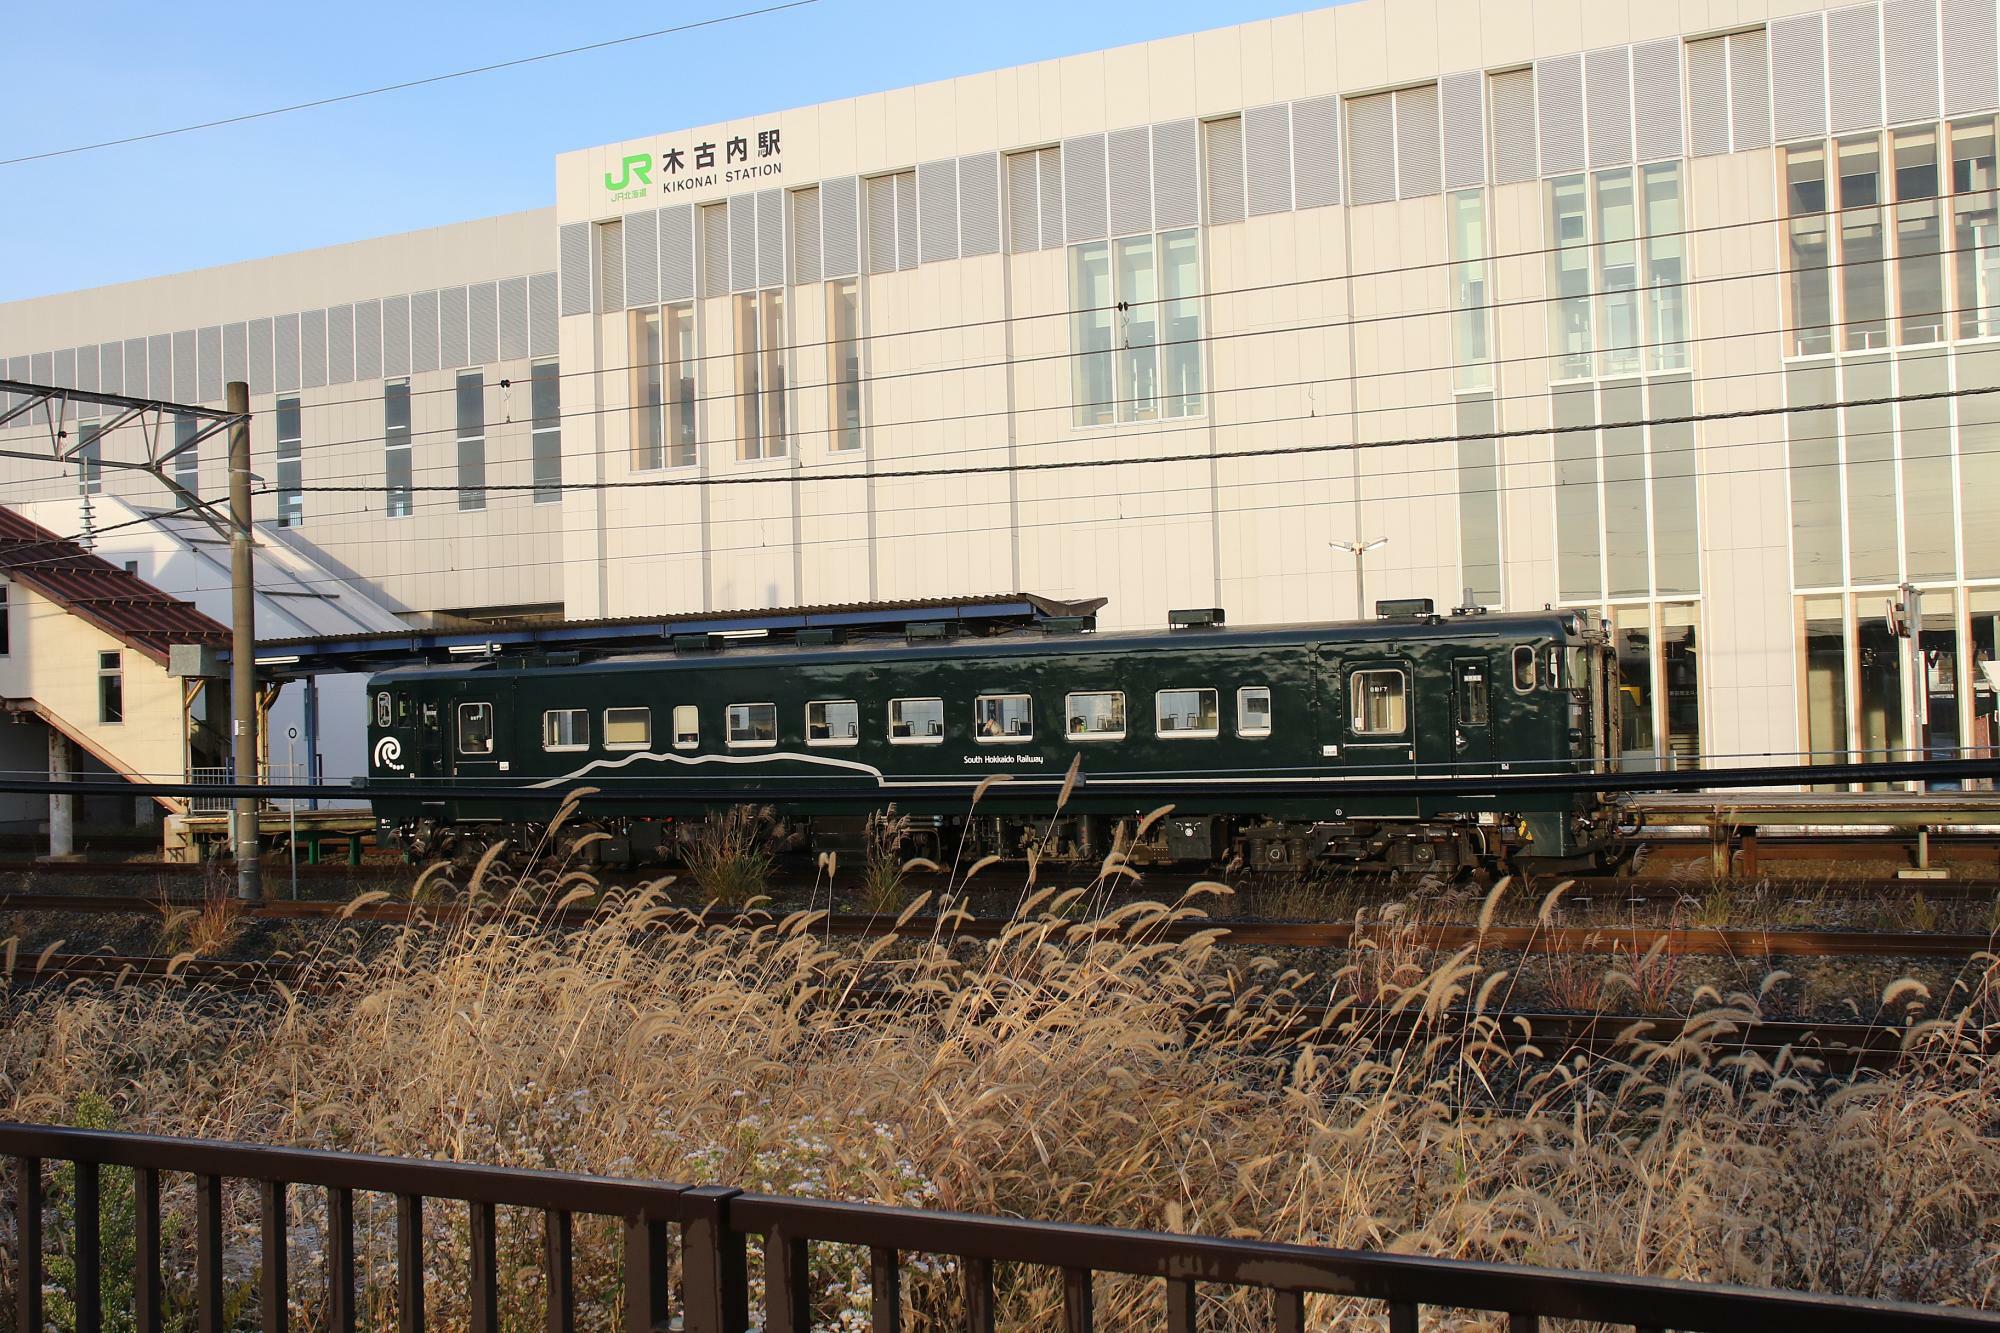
[6,1123,1996,1332]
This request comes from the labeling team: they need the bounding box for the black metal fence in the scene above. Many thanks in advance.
[5,1123,1994,1332]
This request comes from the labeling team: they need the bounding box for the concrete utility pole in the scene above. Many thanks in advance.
[46,731,73,861]
[1330,538,1389,621]
[227,380,261,900]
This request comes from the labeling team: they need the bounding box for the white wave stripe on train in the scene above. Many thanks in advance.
[528,748,886,789]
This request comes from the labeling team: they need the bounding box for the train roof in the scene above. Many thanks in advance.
[368,609,1588,686]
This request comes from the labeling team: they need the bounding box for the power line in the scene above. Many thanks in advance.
[0,2,820,168]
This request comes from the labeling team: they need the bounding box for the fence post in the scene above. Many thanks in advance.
[681,1186,748,1333]
[15,1156,42,1333]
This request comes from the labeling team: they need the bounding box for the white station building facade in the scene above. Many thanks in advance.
[5,0,2000,781]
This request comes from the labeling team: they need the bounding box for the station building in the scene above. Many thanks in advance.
[4,0,2000,783]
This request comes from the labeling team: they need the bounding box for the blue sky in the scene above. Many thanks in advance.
[0,1,1327,302]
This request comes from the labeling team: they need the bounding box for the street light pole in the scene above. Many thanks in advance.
[1329,537,1388,621]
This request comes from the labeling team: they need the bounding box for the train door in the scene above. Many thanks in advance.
[1450,656,1495,774]
[1336,657,1417,778]
[415,698,445,779]
[450,686,511,782]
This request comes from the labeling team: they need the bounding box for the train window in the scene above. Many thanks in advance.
[1546,646,1563,688]
[975,694,1034,742]
[396,695,412,724]
[1512,646,1537,692]
[1155,688,1219,738]
[374,692,392,728]
[1457,667,1490,726]
[456,702,494,755]
[672,705,699,750]
[542,709,589,751]
[1065,691,1125,740]
[807,699,860,746]
[421,702,438,728]
[726,702,779,748]
[604,707,652,750]
[889,697,944,743]
[1236,686,1272,738]
[1349,670,1408,735]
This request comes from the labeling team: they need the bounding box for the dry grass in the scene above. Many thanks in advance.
[2,866,1997,1329]
[675,805,782,908]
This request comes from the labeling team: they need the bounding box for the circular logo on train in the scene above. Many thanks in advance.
[373,736,405,771]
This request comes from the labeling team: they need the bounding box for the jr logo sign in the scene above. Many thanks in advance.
[604,154,653,199]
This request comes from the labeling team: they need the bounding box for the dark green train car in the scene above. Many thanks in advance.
[366,607,1617,872]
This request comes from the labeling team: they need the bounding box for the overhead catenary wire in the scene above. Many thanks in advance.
[0,2,820,168]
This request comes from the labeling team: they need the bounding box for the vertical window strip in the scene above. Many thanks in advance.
[456,370,486,511]
[532,360,562,504]
[276,396,303,527]
[385,380,413,519]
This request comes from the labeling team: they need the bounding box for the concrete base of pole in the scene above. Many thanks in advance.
[43,729,79,863]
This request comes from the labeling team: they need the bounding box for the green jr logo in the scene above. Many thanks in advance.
[604,154,653,192]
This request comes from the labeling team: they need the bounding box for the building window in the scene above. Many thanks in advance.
[806,699,859,746]
[1951,119,1999,339]
[1456,393,1503,606]
[531,360,561,503]
[1448,190,1492,391]
[1065,691,1125,740]
[542,709,588,751]
[1236,686,1271,738]
[1548,166,1686,380]
[974,694,1032,741]
[456,370,485,512]
[726,702,778,747]
[171,413,199,500]
[1071,227,1202,426]
[276,397,303,527]
[1349,670,1407,735]
[889,697,944,743]
[828,280,863,451]
[384,380,412,519]
[604,707,652,750]
[1552,376,1700,604]
[735,290,787,460]
[97,651,122,724]
[631,305,698,469]
[76,421,102,497]
[1156,688,1219,738]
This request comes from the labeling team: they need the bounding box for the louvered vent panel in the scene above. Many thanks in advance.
[1037,147,1064,249]
[623,210,659,308]
[821,176,860,278]
[381,297,410,379]
[1826,5,1883,134]
[200,325,225,400]
[1344,94,1395,206]
[757,188,785,287]
[246,322,271,395]
[409,291,439,375]
[76,346,98,395]
[52,347,74,392]
[355,301,383,381]
[1488,68,1538,184]
[147,335,172,400]
[1063,134,1107,242]
[660,204,696,301]
[1203,116,1246,222]
[1633,39,1684,163]
[528,272,559,358]
[1245,104,1294,215]
[597,221,625,311]
[1882,0,1938,124]
[298,310,324,389]
[1770,14,1828,142]
[918,159,960,262]
[496,281,528,361]
[1006,151,1041,252]
[1152,121,1203,224]
[1686,37,1731,156]
[1440,72,1484,189]
[327,306,355,384]
[1289,98,1341,208]
[269,319,295,395]
[1395,84,1441,198]
[467,285,497,366]
[1585,47,1634,168]
[895,172,920,270]
[1537,53,1586,173]
[791,186,823,284]
[867,175,898,274]
[100,341,124,396]
[165,331,191,404]
[123,339,146,401]
[221,323,246,390]
[1730,30,1772,149]
[1943,0,1999,113]
[700,204,730,296]
[958,152,1000,256]
[558,221,592,317]
[4,356,24,420]
[33,354,57,427]
[1107,127,1152,236]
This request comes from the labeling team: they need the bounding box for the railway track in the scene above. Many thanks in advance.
[5,949,1984,1075]
[1,890,1994,958]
